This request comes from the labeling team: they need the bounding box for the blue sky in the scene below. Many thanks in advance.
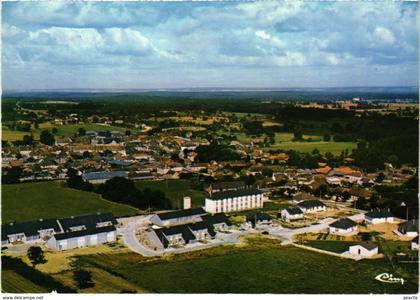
[2,1,418,90]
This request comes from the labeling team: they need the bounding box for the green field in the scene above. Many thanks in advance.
[64,237,418,294]
[307,240,355,253]
[235,132,356,155]
[2,181,140,223]
[135,179,206,209]
[2,123,134,141]
[1,270,49,293]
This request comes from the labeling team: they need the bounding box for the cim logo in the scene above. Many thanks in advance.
[375,273,405,285]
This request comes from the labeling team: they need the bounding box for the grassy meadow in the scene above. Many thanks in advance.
[2,181,140,223]
[135,179,206,209]
[50,236,418,294]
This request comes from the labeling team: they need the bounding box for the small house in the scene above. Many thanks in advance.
[349,241,378,257]
[397,219,419,237]
[280,207,304,221]
[246,212,273,228]
[365,208,395,224]
[329,218,358,235]
[298,199,326,213]
[150,208,207,227]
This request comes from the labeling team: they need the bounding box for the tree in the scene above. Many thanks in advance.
[27,246,46,266]
[2,167,23,184]
[125,130,131,136]
[22,134,34,146]
[40,130,55,146]
[323,133,331,142]
[73,269,94,289]
[262,167,273,178]
[52,127,58,134]
[293,130,303,141]
[78,127,86,136]
[67,175,93,192]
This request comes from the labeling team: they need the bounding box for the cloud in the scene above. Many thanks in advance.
[374,26,396,44]
[1,1,418,89]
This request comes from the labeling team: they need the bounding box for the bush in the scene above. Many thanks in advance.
[73,269,94,289]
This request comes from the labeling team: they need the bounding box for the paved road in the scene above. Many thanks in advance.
[119,215,159,257]
[119,212,366,257]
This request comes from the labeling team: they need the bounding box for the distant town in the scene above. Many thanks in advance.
[1,93,418,293]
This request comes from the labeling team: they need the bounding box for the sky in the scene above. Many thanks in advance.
[2,1,419,90]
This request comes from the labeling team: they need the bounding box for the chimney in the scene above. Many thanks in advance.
[183,196,192,210]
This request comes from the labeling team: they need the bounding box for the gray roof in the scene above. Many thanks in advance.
[365,208,394,219]
[284,206,304,215]
[2,212,117,242]
[329,218,357,229]
[210,181,245,190]
[156,208,207,221]
[298,199,326,209]
[82,171,128,181]
[54,225,115,241]
[208,188,262,200]
[354,241,378,251]
[398,219,419,234]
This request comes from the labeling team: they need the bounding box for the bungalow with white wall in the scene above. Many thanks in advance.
[280,207,304,221]
[2,212,118,251]
[246,212,273,228]
[396,219,419,237]
[348,241,378,257]
[150,208,207,227]
[365,208,395,224]
[298,199,326,213]
[329,218,358,235]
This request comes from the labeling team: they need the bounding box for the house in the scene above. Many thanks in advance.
[2,218,61,246]
[2,213,118,251]
[207,181,245,194]
[292,192,318,203]
[201,213,232,231]
[411,236,419,250]
[397,219,419,237]
[348,241,379,257]
[82,170,128,184]
[205,188,263,213]
[329,218,358,235]
[153,224,197,249]
[365,208,395,224]
[188,222,216,241]
[150,208,207,227]
[297,199,326,213]
[45,212,118,251]
[280,207,304,221]
[246,212,273,228]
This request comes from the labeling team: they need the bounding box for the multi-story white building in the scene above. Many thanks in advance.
[204,188,263,213]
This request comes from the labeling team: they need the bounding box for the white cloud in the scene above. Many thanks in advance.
[255,30,285,49]
[374,26,396,44]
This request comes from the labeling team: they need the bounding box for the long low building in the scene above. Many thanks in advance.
[151,213,232,249]
[205,188,263,213]
[2,212,118,251]
[150,208,207,227]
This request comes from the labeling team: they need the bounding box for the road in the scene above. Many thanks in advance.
[119,211,367,257]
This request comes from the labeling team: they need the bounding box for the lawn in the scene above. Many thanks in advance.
[234,132,356,155]
[1,270,49,293]
[2,181,140,223]
[2,123,134,141]
[135,179,206,209]
[62,236,418,294]
[306,240,355,253]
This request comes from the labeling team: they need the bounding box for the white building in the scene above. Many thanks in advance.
[204,188,263,214]
[329,218,358,235]
[280,207,304,221]
[365,208,395,224]
[297,200,326,213]
[349,241,379,257]
[397,219,419,237]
